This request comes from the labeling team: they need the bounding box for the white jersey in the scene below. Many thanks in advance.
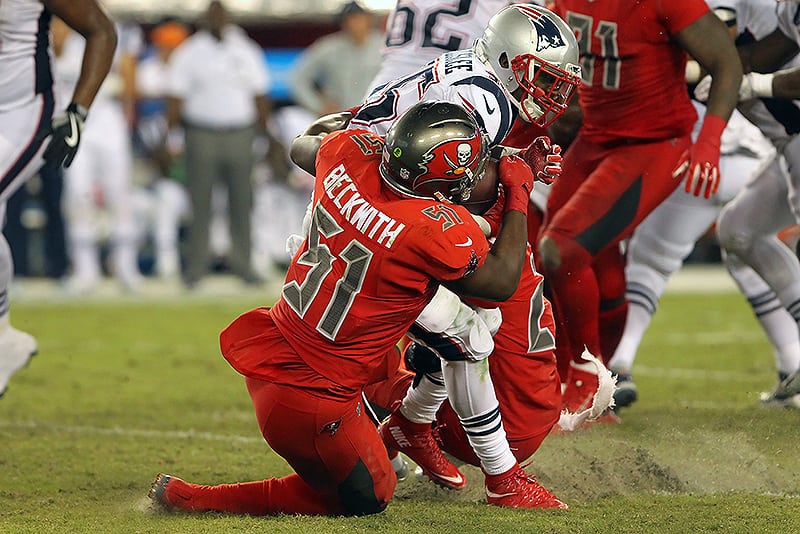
[352,48,516,147]
[369,0,513,92]
[708,0,800,146]
[0,0,53,112]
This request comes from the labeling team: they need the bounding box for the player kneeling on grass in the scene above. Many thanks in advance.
[148,101,534,516]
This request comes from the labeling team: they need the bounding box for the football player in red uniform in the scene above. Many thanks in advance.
[147,101,535,517]
[539,0,743,412]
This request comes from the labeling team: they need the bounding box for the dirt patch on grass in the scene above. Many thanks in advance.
[391,423,800,504]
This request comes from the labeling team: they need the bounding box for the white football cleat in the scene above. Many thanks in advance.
[0,326,38,397]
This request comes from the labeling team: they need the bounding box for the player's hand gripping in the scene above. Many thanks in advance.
[672,114,726,199]
[498,154,534,215]
[521,135,563,185]
[40,103,88,169]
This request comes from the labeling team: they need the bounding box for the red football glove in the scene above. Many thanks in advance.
[672,114,726,199]
[498,154,534,215]
[521,135,563,185]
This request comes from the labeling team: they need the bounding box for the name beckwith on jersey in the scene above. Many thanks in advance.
[226,128,491,396]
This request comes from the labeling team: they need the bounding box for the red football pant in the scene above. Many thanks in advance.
[176,379,396,516]
[540,134,691,364]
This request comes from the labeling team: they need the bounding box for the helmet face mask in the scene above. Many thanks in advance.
[475,3,582,127]
[379,102,490,203]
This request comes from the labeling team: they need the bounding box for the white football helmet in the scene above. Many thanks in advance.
[474,3,581,126]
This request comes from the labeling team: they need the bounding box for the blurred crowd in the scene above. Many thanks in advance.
[5,0,385,293]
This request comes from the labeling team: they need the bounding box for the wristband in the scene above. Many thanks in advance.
[68,102,89,121]
[750,72,774,98]
[697,113,726,146]
[504,186,529,215]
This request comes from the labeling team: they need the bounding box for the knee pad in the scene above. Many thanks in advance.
[403,343,442,375]
[338,459,391,516]
[539,232,591,274]
[716,205,752,256]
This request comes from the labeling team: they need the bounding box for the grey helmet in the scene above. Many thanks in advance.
[474,3,581,126]
[379,101,489,203]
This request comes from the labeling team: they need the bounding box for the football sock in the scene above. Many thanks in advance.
[607,302,652,374]
[541,238,602,361]
[399,371,448,424]
[727,254,800,376]
[167,474,335,515]
[442,359,516,476]
[0,233,11,319]
[599,298,628,365]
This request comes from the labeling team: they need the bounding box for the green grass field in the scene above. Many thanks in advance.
[2,276,799,533]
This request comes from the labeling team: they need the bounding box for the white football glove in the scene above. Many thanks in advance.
[694,72,774,102]
[737,72,774,100]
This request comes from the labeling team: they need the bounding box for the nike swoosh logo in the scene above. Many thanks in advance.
[65,114,79,148]
[483,94,496,115]
[455,237,473,247]
[486,488,517,499]
[433,472,465,485]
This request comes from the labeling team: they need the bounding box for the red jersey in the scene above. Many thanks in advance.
[228,128,490,397]
[552,0,708,143]
[468,247,560,438]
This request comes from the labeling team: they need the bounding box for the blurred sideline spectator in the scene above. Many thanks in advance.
[54,17,144,294]
[135,19,192,279]
[165,0,282,289]
[291,1,383,116]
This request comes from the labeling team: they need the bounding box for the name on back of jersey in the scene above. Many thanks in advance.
[322,164,406,249]
[444,49,474,75]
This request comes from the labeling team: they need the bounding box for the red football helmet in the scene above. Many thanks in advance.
[379,101,489,203]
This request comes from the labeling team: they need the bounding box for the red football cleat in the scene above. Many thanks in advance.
[148,473,197,512]
[561,362,600,413]
[484,465,568,509]
[379,411,467,490]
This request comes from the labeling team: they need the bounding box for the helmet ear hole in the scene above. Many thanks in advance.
[498,52,510,69]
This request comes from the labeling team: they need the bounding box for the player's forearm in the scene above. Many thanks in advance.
[771,67,800,99]
[457,210,527,302]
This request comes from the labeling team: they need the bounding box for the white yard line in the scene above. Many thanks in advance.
[0,420,264,444]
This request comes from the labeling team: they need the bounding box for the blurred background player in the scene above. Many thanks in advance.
[0,0,116,396]
[539,0,742,414]
[609,0,800,411]
[291,1,383,117]
[693,0,800,402]
[53,17,145,293]
[165,0,276,289]
[149,101,534,516]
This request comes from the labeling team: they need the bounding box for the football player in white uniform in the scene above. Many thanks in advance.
[366,0,529,95]
[0,0,116,397]
[692,0,800,403]
[349,3,597,498]
[55,20,145,293]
